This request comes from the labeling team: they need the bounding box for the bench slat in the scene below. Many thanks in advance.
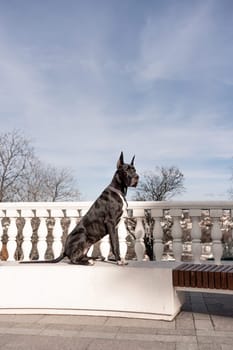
[173,263,233,290]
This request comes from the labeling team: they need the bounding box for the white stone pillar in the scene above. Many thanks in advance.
[36,209,49,260]
[152,208,164,261]
[210,209,223,264]
[100,235,110,261]
[170,209,183,261]
[134,209,146,261]
[21,209,33,261]
[51,209,64,259]
[190,209,202,263]
[6,209,19,261]
[118,216,128,260]
[66,209,79,233]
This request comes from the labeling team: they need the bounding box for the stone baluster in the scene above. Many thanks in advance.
[190,209,202,263]
[210,209,223,264]
[66,209,79,233]
[36,209,49,260]
[170,209,183,261]
[118,216,128,260]
[152,208,164,262]
[134,209,146,261]
[21,209,33,261]
[51,209,64,258]
[6,209,19,261]
[100,235,110,261]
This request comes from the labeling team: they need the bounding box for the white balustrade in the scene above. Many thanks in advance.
[134,209,146,261]
[0,201,232,264]
[190,209,202,263]
[152,209,164,261]
[210,209,223,264]
[21,210,33,261]
[6,209,19,261]
[36,209,49,260]
[170,209,183,261]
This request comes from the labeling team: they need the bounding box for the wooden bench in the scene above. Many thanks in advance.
[173,263,233,293]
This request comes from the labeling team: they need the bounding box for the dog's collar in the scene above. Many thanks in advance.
[108,186,128,207]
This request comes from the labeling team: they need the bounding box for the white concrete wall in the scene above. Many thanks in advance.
[0,261,183,321]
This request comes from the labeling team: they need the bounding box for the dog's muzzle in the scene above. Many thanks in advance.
[130,174,139,187]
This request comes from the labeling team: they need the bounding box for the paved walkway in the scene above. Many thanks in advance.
[0,292,232,350]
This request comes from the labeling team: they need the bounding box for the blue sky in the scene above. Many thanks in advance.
[0,0,233,201]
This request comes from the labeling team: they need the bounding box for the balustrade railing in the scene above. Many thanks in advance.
[0,201,233,264]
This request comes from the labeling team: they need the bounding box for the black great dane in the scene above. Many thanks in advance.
[22,152,139,265]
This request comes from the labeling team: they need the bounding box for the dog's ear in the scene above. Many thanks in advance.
[117,152,124,168]
[131,155,135,166]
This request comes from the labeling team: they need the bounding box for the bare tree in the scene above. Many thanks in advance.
[43,165,81,202]
[0,130,34,202]
[134,166,185,201]
[0,130,80,202]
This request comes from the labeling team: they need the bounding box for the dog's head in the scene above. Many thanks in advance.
[116,152,139,188]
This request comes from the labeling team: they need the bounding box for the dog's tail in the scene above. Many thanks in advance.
[20,253,66,264]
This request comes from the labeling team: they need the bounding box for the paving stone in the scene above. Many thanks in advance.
[118,326,156,335]
[0,334,92,350]
[38,315,107,326]
[194,319,214,330]
[155,329,196,336]
[176,311,193,320]
[45,323,83,331]
[79,330,117,339]
[0,315,43,323]
[82,325,120,333]
[40,328,81,338]
[87,339,175,350]
[197,336,233,345]
[211,315,233,331]
[193,313,211,320]
[175,343,198,350]
[176,318,195,330]
[198,345,221,350]
[197,330,233,338]
[117,333,197,344]
[221,345,233,350]
[0,326,41,336]
[116,333,158,342]
[105,317,176,329]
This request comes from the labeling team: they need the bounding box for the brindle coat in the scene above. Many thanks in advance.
[22,152,139,265]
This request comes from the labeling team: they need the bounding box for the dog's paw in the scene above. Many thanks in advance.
[117,259,128,266]
[88,259,95,266]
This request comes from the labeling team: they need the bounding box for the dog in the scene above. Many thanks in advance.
[22,152,139,265]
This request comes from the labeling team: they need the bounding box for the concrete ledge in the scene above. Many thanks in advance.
[0,261,184,321]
